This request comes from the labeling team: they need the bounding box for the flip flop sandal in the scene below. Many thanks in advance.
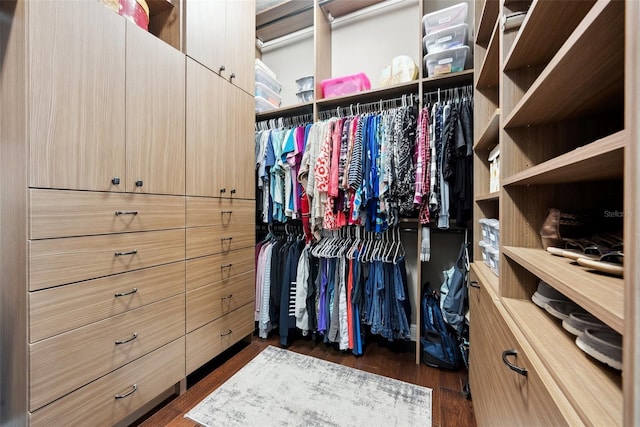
[576,251,624,277]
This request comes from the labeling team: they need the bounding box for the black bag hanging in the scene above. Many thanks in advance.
[421,286,463,370]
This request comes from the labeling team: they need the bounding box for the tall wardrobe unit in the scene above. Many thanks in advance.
[0,0,255,425]
[470,0,638,425]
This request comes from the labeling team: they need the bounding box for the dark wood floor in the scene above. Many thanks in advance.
[136,333,477,427]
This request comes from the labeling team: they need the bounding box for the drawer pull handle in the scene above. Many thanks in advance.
[115,250,138,256]
[115,384,137,399]
[219,188,226,194]
[220,329,232,337]
[502,350,528,377]
[221,237,233,242]
[230,189,236,195]
[115,211,138,216]
[221,294,233,300]
[115,288,138,297]
[220,264,233,269]
[115,332,138,345]
[221,210,233,215]
[469,281,480,289]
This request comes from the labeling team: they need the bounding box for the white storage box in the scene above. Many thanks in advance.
[489,146,500,193]
[478,240,490,265]
[296,76,314,92]
[479,218,491,242]
[255,65,282,94]
[486,245,499,276]
[423,23,468,55]
[422,3,468,35]
[424,46,469,77]
[296,90,314,103]
[255,82,282,107]
[255,96,277,113]
[487,219,500,249]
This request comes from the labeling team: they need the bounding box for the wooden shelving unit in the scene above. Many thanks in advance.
[475,19,500,89]
[475,0,500,47]
[474,108,500,151]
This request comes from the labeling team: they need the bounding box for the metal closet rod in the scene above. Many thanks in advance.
[317,93,419,120]
[256,113,314,130]
[423,84,474,103]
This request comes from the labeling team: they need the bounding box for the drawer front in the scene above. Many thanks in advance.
[186,302,254,374]
[30,261,185,343]
[29,294,185,411]
[30,189,185,239]
[187,270,255,332]
[30,337,185,427]
[186,224,255,259]
[186,246,254,291]
[469,280,570,426]
[29,228,185,291]
[186,196,254,227]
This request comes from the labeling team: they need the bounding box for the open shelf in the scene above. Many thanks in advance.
[475,0,500,47]
[503,298,622,426]
[256,0,313,43]
[475,19,500,89]
[256,102,314,121]
[475,192,499,202]
[319,0,385,19]
[316,81,419,110]
[504,0,624,129]
[502,246,623,333]
[503,0,596,71]
[474,108,500,151]
[502,130,625,186]
[471,261,498,298]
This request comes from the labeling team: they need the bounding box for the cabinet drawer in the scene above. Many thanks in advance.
[30,261,185,343]
[29,228,185,291]
[30,337,185,427]
[29,294,185,411]
[186,224,255,259]
[186,246,253,291]
[186,196,254,227]
[30,189,185,239]
[468,273,574,426]
[186,302,254,374]
[187,270,255,332]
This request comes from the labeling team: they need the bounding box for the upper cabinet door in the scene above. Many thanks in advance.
[185,0,226,75]
[126,22,186,195]
[29,0,126,192]
[186,59,229,197]
[226,0,256,94]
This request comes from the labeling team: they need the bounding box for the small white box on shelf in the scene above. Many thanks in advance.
[255,96,277,113]
[255,66,282,94]
[255,82,282,107]
[487,219,500,249]
[478,240,491,264]
[489,146,500,193]
[486,246,499,276]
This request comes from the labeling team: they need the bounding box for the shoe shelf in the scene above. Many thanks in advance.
[475,19,500,90]
[475,0,500,48]
[502,297,623,427]
[474,108,500,152]
[503,0,597,72]
[502,246,624,334]
[502,130,625,186]
[504,0,624,129]
[475,192,499,202]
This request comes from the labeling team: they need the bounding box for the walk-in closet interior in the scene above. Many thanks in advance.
[0,0,637,426]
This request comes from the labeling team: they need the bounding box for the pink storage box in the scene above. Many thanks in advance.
[320,73,371,98]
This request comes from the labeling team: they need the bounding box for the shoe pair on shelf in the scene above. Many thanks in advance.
[532,281,622,371]
[540,208,624,277]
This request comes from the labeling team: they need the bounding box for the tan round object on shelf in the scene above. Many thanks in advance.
[379,55,418,87]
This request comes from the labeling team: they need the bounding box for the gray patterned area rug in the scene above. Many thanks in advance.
[185,345,432,427]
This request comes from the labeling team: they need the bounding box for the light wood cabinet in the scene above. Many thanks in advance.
[185,0,255,94]
[471,0,634,425]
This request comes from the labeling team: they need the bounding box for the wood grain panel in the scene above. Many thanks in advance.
[126,21,186,195]
[476,19,499,89]
[29,337,185,427]
[186,303,254,374]
[29,0,126,191]
[226,0,255,94]
[147,0,181,50]
[184,0,225,73]
[29,229,185,291]
[30,189,185,239]
[29,294,185,411]
[186,270,255,332]
[186,197,255,228]
[227,87,257,199]
[475,0,499,46]
[186,225,255,260]
[186,247,254,291]
[30,262,185,343]
[186,59,228,197]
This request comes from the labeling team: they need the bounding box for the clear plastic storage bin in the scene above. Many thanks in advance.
[255,65,282,94]
[296,90,314,103]
[296,76,314,92]
[478,240,490,265]
[423,23,468,54]
[487,246,499,276]
[255,82,282,107]
[487,219,500,249]
[424,46,469,77]
[255,96,277,113]
[422,3,468,35]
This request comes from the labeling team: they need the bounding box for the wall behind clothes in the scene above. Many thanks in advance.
[260,0,420,108]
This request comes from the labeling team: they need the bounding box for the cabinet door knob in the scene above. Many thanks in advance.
[135,180,143,187]
[502,350,528,377]
[220,188,226,194]
[229,73,236,82]
[219,65,225,74]
[112,177,121,185]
